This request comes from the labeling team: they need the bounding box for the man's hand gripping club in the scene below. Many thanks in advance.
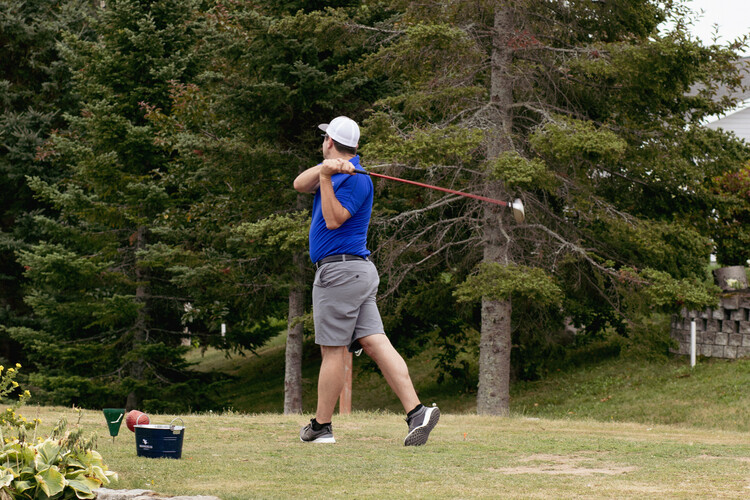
[320,158,356,178]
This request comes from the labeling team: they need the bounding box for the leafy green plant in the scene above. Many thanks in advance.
[0,367,117,499]
[621,267,720,312]
[455,262,563,306]
[711,163,750,266]
[489,151,557,191]
[0,429,117,499]
[0,365,38,434]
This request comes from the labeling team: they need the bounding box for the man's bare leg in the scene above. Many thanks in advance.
[315,345,349,423]
[359,333,439,445]
[358,334,420,412]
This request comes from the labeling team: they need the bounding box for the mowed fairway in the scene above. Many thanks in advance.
[16,406,750,499]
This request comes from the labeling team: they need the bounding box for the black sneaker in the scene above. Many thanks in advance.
[300,420,335,443]
[404,405,440,446]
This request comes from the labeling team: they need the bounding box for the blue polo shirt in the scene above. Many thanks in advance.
[309,155,372,263]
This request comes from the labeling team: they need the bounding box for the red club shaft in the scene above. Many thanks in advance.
[355,170,510,207]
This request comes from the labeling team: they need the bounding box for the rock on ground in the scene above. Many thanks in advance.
[96,488,221,500]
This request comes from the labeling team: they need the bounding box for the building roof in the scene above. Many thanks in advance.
[705,104,750,141]
[700,57,750,141]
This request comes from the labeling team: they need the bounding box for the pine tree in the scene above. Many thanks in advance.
[357,0,749,414]
[132,0,393,412]
[9,0,220,410]
[0,0,95,364]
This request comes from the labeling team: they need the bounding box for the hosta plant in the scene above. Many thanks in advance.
[0,367,117,499]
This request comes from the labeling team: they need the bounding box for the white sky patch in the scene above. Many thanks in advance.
[660,0,750,56]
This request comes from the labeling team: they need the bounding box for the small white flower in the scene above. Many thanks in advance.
[726,279,740,289]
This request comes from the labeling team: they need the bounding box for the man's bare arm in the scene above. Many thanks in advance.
[293,165,323,194]
[319,159,355,230]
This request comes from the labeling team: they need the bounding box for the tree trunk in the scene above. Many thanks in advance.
[477,5,515,416]
[284,250,306,414]
[284,191,309,414]
[128,225,148,409]
[478,292,512,414]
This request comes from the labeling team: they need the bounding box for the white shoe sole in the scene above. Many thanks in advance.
[300,435,336,443]
[303,436,336,444]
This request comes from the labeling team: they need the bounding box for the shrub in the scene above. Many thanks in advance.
[0,366,117,499]
[712,164,750,266]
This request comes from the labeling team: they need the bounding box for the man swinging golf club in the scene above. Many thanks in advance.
[293,116,440,446]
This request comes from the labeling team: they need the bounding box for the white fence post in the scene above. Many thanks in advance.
[690,319,696,368]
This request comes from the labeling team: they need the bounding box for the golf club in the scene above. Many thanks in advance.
[354,169,525,223]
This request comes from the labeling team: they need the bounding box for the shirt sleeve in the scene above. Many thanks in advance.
[334,174,370,217]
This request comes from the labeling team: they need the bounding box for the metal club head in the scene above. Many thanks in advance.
[511,199,525,223]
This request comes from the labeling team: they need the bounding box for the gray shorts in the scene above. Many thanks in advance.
[312,259,384,352]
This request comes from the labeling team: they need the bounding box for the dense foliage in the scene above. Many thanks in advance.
[0,0,747,412]
[712,163,750,266]
[0,0,95,372]
[353,1,748,401]
[5,0,227,411]
[0,368,115,499]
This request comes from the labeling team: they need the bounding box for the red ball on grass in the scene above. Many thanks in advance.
[125,410,150,432]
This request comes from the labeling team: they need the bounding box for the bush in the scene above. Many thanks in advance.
[0,366,117,499]
[712,164,750,266]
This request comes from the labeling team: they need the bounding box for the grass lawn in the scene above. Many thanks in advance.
[12,332,750,498]
[15,405,750,499]
[511,356,750,432]
[186,334,750,433]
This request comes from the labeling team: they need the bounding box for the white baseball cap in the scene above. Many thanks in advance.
[318,116,360,148]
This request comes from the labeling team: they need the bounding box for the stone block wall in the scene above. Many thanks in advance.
[671,292,750,359]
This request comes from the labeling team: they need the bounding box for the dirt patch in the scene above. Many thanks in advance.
[694,454,750,464]
[491,454,637,476]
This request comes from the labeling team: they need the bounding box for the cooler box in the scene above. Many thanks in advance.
[134,419,185,459]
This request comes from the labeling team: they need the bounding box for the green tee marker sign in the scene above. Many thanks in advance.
[103,408,125,441]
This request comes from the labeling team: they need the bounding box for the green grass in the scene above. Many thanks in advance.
[11,335,750,498]
[185,335,478,414]
[187,333,750,433]
[511,356,750,432]
[14,406,750,499]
